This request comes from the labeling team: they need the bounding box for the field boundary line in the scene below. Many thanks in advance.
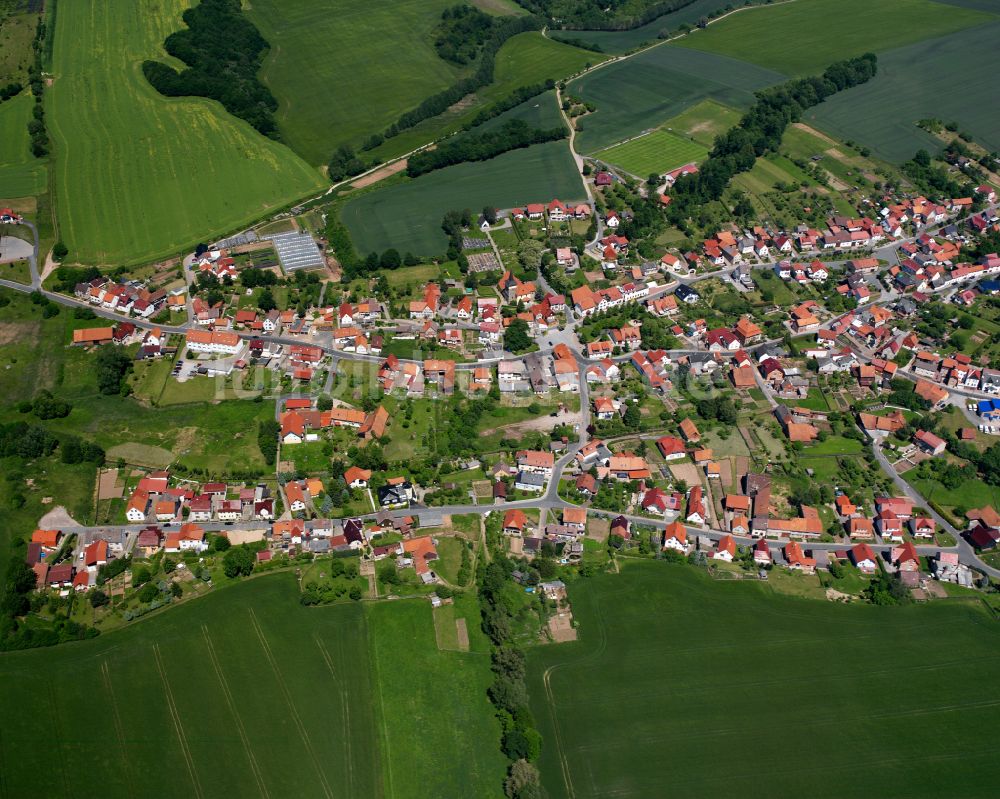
[153,643,204,799]
[249,609,334,799]
[202,625,270,799]
[101,660,135,796]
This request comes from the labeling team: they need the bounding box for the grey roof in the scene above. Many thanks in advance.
[267,231,325,272]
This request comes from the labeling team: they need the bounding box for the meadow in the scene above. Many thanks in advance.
[807,21,1000,162]
[662,98,741,147]
[341,140,585,255]
[569,45,782,153]
[527,561,1000,799]
[0,92,47,199]
[0,574,505,798]
[366,600,506,798]
[594,128,707,177]
[47,0,324,266]
[673,0,994,76]
[246,0,461,165]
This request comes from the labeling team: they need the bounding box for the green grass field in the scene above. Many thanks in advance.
[674,0,994,76]
[595,128,707,177]
[807,21,1000,161]
[0,92,47,199]
[367,600,506,798]
[47,0,324,266]
[569,45,782,152]
[342,140,584,255]
[247,0,461,165]
[662,98,742,147]
[0,574,505,798]
[527,561,1000,798]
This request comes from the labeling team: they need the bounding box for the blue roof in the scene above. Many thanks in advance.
[978,400,993,413]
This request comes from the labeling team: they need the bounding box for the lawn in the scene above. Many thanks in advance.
[246,0,461,165]
[674,0,993,76]
[804,435,863,455]
[594,128,707,177]
[47,0,324,266]
[366,599,506,798]
[0,10,37,85]
[806,21,1000,161]
[0,92,48,200]
[527,561,1000,799]
[569,44,782,152]
[341,140,584,256]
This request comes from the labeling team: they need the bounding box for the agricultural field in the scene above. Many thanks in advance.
[367,600,506,798]
[569,45,782,153]
[807,21,1000,162]
[673,0,994,76]
[551,0,733,52]
[594,128,707,177]
[528,561,1000,799]
[478,88,565,132]
[47,0,324,266]
[661,98,741,148]
[246,0,461,165]
[341,140,585,256]
[365,32,604,162]
[0,572,492,799]
[0,91,47,200]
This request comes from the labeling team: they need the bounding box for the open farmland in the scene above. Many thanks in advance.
[342,140,585,255]
[365,32,605,162]
[569,45,782,153]
[551,0,734,53]
[528,562,1000,799]
[673,0,995,76]
[0,92,46,199]
[806,21,1000,162]
[47,0,324,266]
[246,0,461,165]
[0,575,380,798]
[595,128,707,177]
[0,574,505,799]
[477,89,565,132]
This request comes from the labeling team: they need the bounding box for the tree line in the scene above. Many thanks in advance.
[142,0,279,137]
[516,0,696,30]
[407,118,566,177]
[667,53,878,223]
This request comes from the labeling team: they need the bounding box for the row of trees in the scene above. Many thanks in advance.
[479,559,545,798]
[668,53,879,221]
[407,119,566,177]
[143,0,279,137]
[27,17,49,157]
